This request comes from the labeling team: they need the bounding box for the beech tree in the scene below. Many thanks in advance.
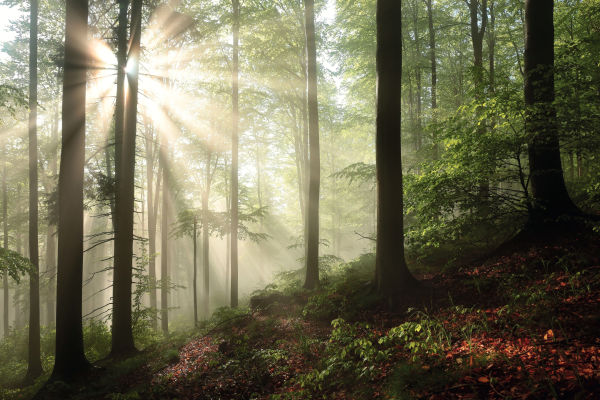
[25,0,43,383]
[524,0,578,222]
[51,0,91,381]
[112,0,142,357]
[303,0,320,290]
[374,0,418,300]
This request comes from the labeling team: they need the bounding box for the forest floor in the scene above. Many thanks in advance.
[21,232,600,399]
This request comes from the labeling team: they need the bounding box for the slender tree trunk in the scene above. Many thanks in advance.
[45,94,59,327]
[524,0,577,219]
[375,0,418,300]
[112,0,141,356]
[145,123,158,330]
[202,151,211,317]
[303,0,320,289]
[468,0,489,200]
[412,0,423,153]
[25,0,43,382]
[51,0,91,381]
[160,142,169,335]
[193,216,197,326]
[488,0,495,94]
[425,0,438,159]
[2,151,8,338]
[230,0,240,308]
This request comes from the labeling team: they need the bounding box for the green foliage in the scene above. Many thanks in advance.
[0,247,32,283]
[0,84,27,120]
[382,308,451,361]
[83,320,112,362]
[292,318,389,397]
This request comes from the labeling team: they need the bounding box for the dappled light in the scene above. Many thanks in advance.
[0,0,599,398]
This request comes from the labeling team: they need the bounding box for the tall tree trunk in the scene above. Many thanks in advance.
[303,0,320,290]
[202,152,211,317]
[425,0,438,159]
[112,0,141,356]
[412,0,422,153]
[2,150,8,338]
[230,0,240,308]
[25,0,43,382]
[113,0,128,234]
[488,0,495,94]
[193,216,197,326]
[160,140,169,335]
[375,0,418,300]
[51,0,91,381]
[45,93,59,327]
[468,0,488,199]
[524,0,577,219]
[144,122,158,330]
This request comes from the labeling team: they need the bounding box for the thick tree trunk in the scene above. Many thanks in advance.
[51,0,91,381]
[303,0,320,290]
[112,0,142,356]
[230,0,239,308]
[25,0,43,382]
[524,0,577,219]
[375,0,418,300]
[113,0,128,234]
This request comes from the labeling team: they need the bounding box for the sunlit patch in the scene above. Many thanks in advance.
[90,38,117,71]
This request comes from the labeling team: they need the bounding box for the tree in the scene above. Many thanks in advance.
[144,120,159,330]
[374,0,418,300]
[160,138,169,336]
[50,0,91,381]
[25,0,43,383]
[2,147,8,338]
[112,0,142,356]
[303,0,320,290]
[524,0,577,221]
[425,0,438,159]
[230,0,240,308]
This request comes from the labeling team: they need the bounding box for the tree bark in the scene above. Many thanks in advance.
[45,89,59,327]
[25,0,43,382]
[51,0,91,381]
[144,122,158,330]
[375,0,418,300]
[202,152,211,317]
[2,149,8,338]
[193,215,197,326]
[425,0,438,159]
[524,0,577,219]
[230,0,240,308]
[160,141,169,335]
[303,0,320,290]
[112,0,141,356]
[411,0,423,153]
[468,0,489,200]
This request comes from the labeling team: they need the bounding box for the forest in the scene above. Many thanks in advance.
[0,0,599,398]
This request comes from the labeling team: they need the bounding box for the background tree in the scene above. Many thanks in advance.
[24,0,43,382]
[303,0,320,290]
